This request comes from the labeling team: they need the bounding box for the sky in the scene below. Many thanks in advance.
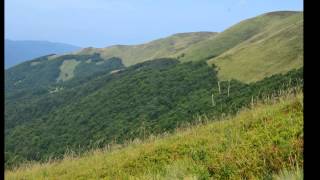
[5,0,303,48]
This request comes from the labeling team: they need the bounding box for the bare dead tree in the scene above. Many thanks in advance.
[251,96,254,108]
[288,77,292,88]
[227,80,230,97]
[211,93,215,107]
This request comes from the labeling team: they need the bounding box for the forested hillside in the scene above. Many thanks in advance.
[5,57,302,167]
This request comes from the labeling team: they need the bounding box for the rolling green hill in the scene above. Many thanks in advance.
[207,11,303,82]
[5,90,303,179]
[179,11,302,62]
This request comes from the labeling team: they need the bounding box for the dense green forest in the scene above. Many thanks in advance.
[5,54,124,134]
[5,57,303,168]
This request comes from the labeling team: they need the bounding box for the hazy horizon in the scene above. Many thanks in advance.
[5,0,303,48]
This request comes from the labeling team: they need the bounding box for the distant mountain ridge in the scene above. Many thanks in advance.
[72,11,303,82]
[5,39,81,68]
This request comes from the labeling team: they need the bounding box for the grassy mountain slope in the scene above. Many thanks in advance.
[178,11,301,63]
[74,32,217,66]
[5,39,80,69]
[5,91,303,179]
[208,12,303,82]
[73,11,302,67]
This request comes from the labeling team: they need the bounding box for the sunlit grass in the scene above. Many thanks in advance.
[208,13,303,83]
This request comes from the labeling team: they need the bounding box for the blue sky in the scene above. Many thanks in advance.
[5,0,303,47]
